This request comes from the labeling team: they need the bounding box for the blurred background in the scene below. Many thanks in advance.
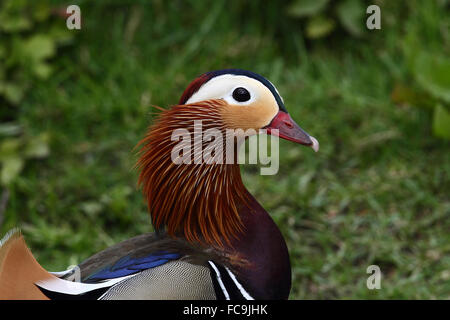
[0,0,449,299]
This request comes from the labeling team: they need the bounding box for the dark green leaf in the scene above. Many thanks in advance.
[24,133,50,158]
[0,15,31,32]
[0,138,21,161]
[306,16,336,39]
[1,156,24,185]
[336,0,365,37]
[415,53,450,103]
[0,123,22,136]
[287,0,329,18]
[432,104,450,140]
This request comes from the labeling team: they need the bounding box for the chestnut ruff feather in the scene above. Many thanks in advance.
[136,99,252,249]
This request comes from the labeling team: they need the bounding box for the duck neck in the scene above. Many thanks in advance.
[136,101,291,298]
[225,187,291,300]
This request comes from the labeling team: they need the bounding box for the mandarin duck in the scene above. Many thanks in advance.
[0,69,319,300]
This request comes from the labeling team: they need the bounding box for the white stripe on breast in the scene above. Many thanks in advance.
[207,261,230,300]
[224,266,254,300]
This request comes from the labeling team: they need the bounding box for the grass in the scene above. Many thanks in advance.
[1,1,449,299]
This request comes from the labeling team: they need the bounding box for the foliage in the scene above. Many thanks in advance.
[0,128,49,186]
[0,0,72,186]
[391,0,450,139]
[0,0,72,105]
[0,0,449,299]
[286,0,370,39]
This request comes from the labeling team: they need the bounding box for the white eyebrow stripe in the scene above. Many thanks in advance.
[267,79,284,103]
[185,74,269,107]
[208,261,230,300]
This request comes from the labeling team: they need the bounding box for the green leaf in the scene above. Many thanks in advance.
[432,104,450,140]
[0,138,22,160]
[3,83,25,104]
[80,202,104,216]
[32,2,51,22]
[0,44,5,58]
[0,15,31,32]
[33,61,52,79]
[414,53,450,103]
[287,0,329,18]
[22,34,56,62]
[306,16,336,39]
[107,185,133,213]
[336,0,365,37]
[1,156,24,185]
[0,122,22,136]
[24,133,50,158]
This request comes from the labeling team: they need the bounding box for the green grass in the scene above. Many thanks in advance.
[1,1,449,299]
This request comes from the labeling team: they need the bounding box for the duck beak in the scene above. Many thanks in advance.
[264,111,319,152]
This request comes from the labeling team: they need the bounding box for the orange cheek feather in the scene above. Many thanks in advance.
[220,101,278,131]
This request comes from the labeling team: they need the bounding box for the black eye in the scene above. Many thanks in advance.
[232,87,251,102]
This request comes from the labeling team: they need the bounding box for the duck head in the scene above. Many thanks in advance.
[179,69,319,151]
[137,69,318,248]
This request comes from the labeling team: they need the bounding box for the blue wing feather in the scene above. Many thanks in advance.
[84,251,182,282]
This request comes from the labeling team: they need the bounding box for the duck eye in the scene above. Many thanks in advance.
[232,87,251,102]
